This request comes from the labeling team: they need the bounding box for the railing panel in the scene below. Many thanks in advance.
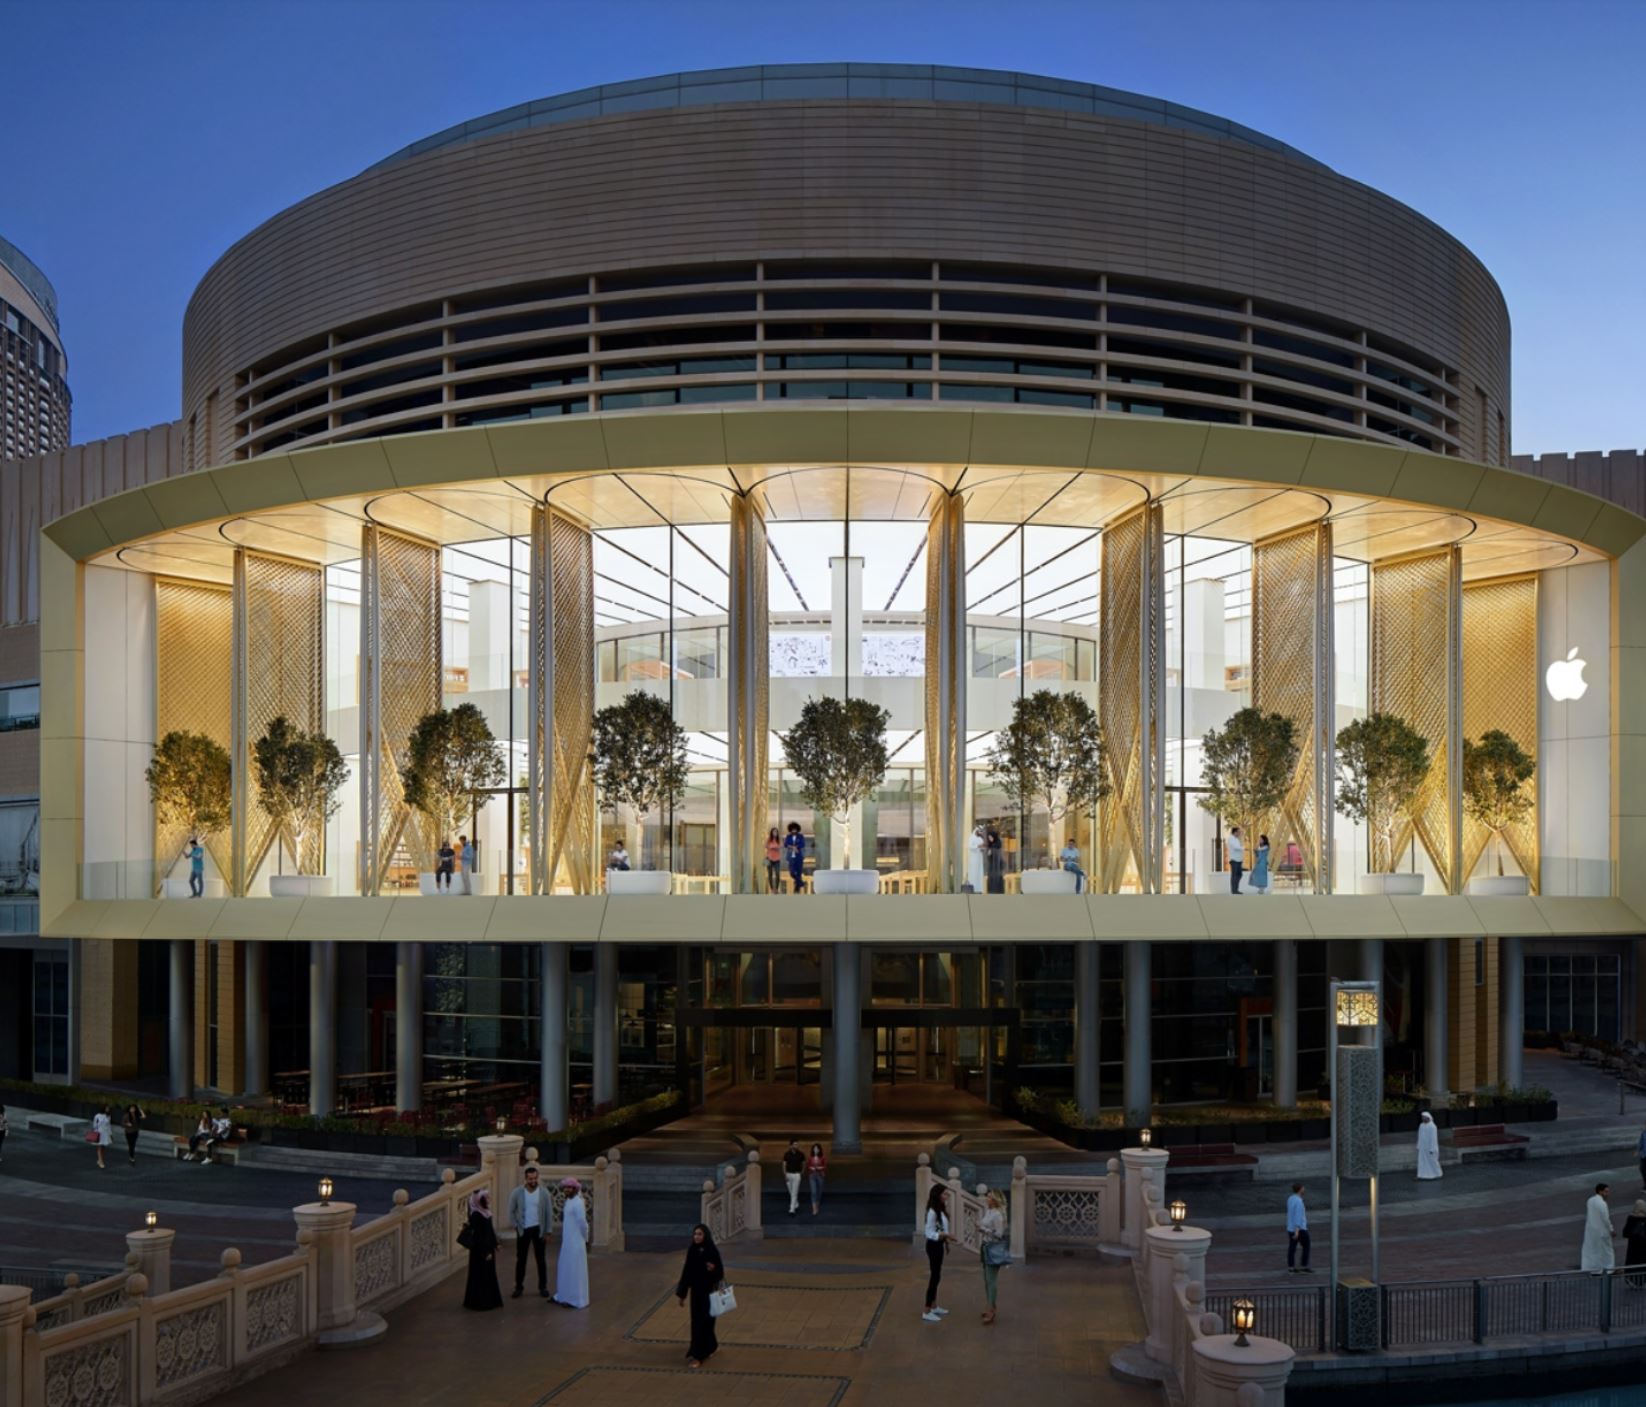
[36,1309,140,1407]
[238,1262,309,1362]
[405,1203,450,1281]
[1204,1286,1326,1355]
[351,1222,401,1308]
[1484,1271,1604,1338]
[1383,1281,1475,1348]
[150,1293,230,1395]
[1610,1269,1646,1330]
[1026,1178,1108,1252]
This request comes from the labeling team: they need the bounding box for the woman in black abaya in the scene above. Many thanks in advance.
[675,1222,725,1367]
[461,1189,503,1311]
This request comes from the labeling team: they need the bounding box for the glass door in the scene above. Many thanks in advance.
[1246,1015,1273,1100]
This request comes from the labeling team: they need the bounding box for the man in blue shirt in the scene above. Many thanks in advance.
[187,838,205,898]
[1286,1182,1312,1272]
[1637,1125,1646,1191]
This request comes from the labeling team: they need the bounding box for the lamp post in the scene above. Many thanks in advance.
[144,1210,157,1231]
[1169,1198,1187,1231]
[1329,977,1382,1346]
[1231,1297,1255,1348]
[1140,1127,1152,1149]
[495,1115,507,1134]
[318,1176,333,1206]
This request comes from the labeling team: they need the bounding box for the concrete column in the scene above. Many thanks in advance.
[243,940,268,1097]
[1359,938,1384,1046]
[1500,934,1525,1090]
[478,1133,526,1231]
[1120,1146,1170,1253]
[540,941,569,1129]
[467,579,511,690]
[167,939,192,1100]
[1190,1334,1296,1405]
[1426,937,1451,1099]
[125,1225,174,1297]
[1076,940,1101,1120]
[1273,939,1297,1107]
[1124,941,1152,1126]
[293,1199,385,1343]
[832,941,862,1153]
[395,941,422,1113]
[0,1284,30,1407]
[1143,1223,1212,1363]
[593,943,617,1111]
[309,940,337,1118]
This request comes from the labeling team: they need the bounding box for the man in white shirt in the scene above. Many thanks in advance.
[1227,826,1245,895]
[508,1164,553,1298]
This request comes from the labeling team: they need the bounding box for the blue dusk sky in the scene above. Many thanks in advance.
[2,0,1641,456]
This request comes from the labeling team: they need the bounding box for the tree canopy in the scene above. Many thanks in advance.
[780,695,891,823]
[145,730,232,839]
[1335,711,1432,871]
[985,689,1109,829]
[1462,729,1535,876]
[589,690,691,823]
[401,703,507,844]
[252,716,349,875]
[1196,706,1299,837]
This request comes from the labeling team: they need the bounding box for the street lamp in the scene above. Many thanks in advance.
[1329,976,1383,1347]
[144,1211,158,1231]
[495,1115,507,1134]
[1231,1297,1255,1347]
[1169,1198,1187,1231]
[1139,1127,1152,1149]
[318,1176,333,1206]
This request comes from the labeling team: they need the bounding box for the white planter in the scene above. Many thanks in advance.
[1019,869,1078,895]
[161,877,225,899]
[811,869,879,896]
[606,870,672,896]
[269,874,334,898]
[1357,873,1425,896]
[1467,875,1529,897]
[417,872,483,896]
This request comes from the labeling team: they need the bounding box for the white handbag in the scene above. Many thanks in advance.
[708,1282,737,1318]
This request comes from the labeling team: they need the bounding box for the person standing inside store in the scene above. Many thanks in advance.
[1250,833,1270,896]
[437,837,456,891]
[984,825,1005,894]
[766,828,784,893]
[508,1164,552,1299]
[1286,1182,1311,1272]
[459,834,476,895]
[1227,826,1245,895]
[784,822,807,896]
[783,1137,806,1216]
[185,837,206,897]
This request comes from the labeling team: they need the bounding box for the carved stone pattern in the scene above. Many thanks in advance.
[154,1303,226,1388]
[1030,1187,1105,1244]
[352,1232,398,1306]
[34,1305,75,1332]
[729,1181,748,1236]
[43,1337,128,1407]
[245,1276,300,1353]
[81,1291,128,1319]
[550,1186,595,1234]
[408,1206,448,1274]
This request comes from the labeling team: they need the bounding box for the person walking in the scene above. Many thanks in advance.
[783,1137,806,1216]
[0,1103,8,1163]
[186,837,205,897]
[1582,1183,1616,1272]
[1251,834,1270,896]
[922,1185,956,1321]
[806,1142,828,1216]
[120,1104,145,1166]
[91,1106,112,1170]
[553,1178,591,1309]
[1227,826,1245,894]
[783,821,806,895]
[1286,1183,1312,1272]
[676,1223,724,1368]
[984,825,1005,894]
[1415,1111,1443,1180]
[1058,837,1086,894]
[978,1189,1009,1324]
[459,835,476,895]
[508,1164,552,1299]
[461,1190,503,1310]
[1636,1122,1646,1190]
[436,838,456,891]
[1624,1200,1646,1289]
[766,828,783,893]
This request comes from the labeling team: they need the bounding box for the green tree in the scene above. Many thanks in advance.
[1196,707,1299,842]
[1336,711,1432,872]
[145,730,232,842]
[985,689,1109,858]
[252,716,349,874]
[1462,729,1535,877]
[400,703,507,854]
[780,696,891,868]
[589,691,690,869]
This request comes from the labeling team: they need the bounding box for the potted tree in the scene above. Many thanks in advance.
[253,715,349,896]
[145,730,232,898]
[985,689,1109,894]
[1336,711,1432,894]
[401,703,506,895]
[589,691,690,895]
[1462,729,1535,896]
[1196,707,1299,893]
[781,695,891,895]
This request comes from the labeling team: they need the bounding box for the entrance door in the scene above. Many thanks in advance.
[1246,1015,1274,1100]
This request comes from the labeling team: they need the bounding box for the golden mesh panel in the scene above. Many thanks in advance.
[528,507,549,893]
[1100,507,1146,892]
[547,509,596,894]
[155,578,233,888]
[362,526,442,892]
[1371,548,1460,885]
[1251,525,1331,892]
[234,552,324,891]
[1462,575,1538,891]
[924,494,966,893]
[728,495,770,893]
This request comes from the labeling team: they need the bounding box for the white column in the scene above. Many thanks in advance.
[309,940,337,1117]
[168,939,192,1100]
[1426,937,1451,1099]
[833,941,862,1153]
[1273,939,1297,1107]
[0,1285,30,1407]
[1500,934,1525,1089]
[1076,940,1101,1120]
[478,1133,526,1231]
[1120,1147,1170,1253]
[395,941,422,1113]
[1124,940,1152,1125]
[293,1198,385,1343]
[540,941,569,1129]
[830,555,864,684]
[1144,1223,1212,1363]
[243,940,268,1097]
[1190,1335,1296,1405]
[467,579,511,691]
[593,943,617,1110]
[125,1225,174,1297]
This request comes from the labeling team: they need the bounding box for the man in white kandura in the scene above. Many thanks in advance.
[1415,1111,1443,1180]
[1582,1183,1617,1273]
[553,1177,591,1308]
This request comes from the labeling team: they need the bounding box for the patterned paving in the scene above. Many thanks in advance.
[626,1283,891,1351]
[535,1366,850,1407]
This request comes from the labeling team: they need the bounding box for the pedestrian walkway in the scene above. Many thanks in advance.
[209,1238,1159,1407]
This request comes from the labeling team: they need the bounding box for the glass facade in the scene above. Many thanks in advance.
[1525,952,1622,1042]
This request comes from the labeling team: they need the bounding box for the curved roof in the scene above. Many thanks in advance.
[0,232,59,334]
[368,63,1329,175]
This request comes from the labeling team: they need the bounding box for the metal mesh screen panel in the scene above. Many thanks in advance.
[1462,574,1538,890]
[546,508,596,893]
[728,494,769,893]
[155,578,233,888]
[924,493,967,893]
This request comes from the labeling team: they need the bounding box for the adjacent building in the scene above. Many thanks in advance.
[4,67,1644,1148]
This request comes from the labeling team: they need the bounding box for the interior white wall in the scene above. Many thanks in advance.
[1540,560,1612,896]
[81,566,154,897]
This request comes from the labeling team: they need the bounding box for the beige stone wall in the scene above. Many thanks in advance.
[78,937,139,1080]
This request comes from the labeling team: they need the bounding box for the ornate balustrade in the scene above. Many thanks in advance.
[701,1150,762,1243]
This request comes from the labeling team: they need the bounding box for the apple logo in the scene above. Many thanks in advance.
[1546,646,1588,702]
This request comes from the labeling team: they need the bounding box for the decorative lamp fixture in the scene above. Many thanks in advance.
[1169,1198,1187,1231]
[318,1176,333,1206]
[496,1115,507,1133]
[1139,1127,1152,1149]
[1231,1297,1256,1347]
[144,1211,158,1231]
[1335,988,1379,1028]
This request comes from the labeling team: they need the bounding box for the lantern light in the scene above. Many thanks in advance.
[318,1176,333,1206]
[1231,1297,1256,1347]
[144,1210,158,1231]
[1139,1127,1152,1149]
[496,1116,507,1133]
[1169,1198,1187,1231]
[1335,987,1379,1028]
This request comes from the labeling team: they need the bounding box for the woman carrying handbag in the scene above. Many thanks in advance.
[978,1189,1010,1324]
[677,1222,726,1368]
